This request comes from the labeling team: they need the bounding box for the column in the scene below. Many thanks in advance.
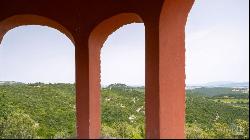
[75,36,100,139]
[145,0,194,138]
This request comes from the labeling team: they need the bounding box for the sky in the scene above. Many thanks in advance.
[185,0,249,85]
[0,0,249,85]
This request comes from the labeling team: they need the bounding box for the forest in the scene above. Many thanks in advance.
[0,83,249,139]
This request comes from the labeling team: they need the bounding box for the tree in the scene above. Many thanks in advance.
[1,109,39,139]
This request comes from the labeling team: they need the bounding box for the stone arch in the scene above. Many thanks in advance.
[0,14,75,45]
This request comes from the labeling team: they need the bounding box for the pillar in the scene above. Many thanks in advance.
[75,35,100,139]
[145,0,194,139]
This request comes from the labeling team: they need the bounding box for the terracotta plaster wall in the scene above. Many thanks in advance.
[159,1,195,138]
[0,0,194,139]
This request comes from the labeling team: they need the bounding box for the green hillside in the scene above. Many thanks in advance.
[0,84,76,138]
[0,83,249,139]
[187,87,249,98]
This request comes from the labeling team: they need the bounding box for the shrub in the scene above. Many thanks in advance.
[186,123,212,139]
[1,109,39,139]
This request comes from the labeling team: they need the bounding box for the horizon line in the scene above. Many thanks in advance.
[0,80,249,86]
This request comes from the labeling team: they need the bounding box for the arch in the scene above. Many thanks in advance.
[0,16,76,138]
[0,14,75,45]
[89,13,143,49]
[81,13,144,138]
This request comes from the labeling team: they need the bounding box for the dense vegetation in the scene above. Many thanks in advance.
[0,83,249,139]
[101,84,145,138]
[0,83,76,138]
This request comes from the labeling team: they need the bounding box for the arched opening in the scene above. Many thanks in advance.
[89,13,145,139]
[101,23,145,139]
[0,16,76,139]
[0,15,75,45]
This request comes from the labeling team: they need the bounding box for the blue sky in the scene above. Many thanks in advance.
[0,0,249,85]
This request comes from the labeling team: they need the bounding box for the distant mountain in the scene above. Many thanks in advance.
[0,81,24,85]
[187,81,249,89]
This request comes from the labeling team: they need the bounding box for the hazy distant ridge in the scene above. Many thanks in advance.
[188,81,249,88]
[1,81,249,88]
[0,81,24,85]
